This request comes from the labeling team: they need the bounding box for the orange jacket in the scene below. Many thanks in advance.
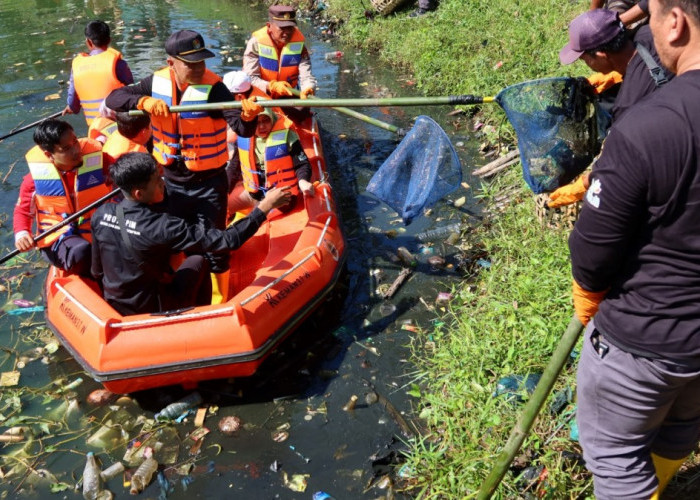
[88,116,118,144]
[238,119,299,197]
[150,67,229,171]
[252,26,305,88]
[25,138,108,247]
[72,48,124,126]
[102,131,148,166]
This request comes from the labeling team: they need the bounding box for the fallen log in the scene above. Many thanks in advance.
[472,150,520,178]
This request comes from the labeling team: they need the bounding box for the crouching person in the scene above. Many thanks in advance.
[91,152,291,316]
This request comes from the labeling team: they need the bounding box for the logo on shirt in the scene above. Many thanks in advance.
[586,178,602,209]
[86,174,101,186]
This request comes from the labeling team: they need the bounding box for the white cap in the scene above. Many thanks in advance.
[223,71,252,94]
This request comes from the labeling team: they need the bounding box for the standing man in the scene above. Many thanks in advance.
[13,119,110,276]
[105,29,264,274]
[570,0,700,497]
[243,5,317,121]
[63,20,134,127]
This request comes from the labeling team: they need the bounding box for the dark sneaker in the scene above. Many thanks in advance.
[408,8,430,17]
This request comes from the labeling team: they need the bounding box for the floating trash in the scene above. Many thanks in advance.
[5,305,45,315]
[435,292,453,306]
[476,258,492,269]
[12,299,35,308]
[0,371,20,387]
[365,392,378,406]
[99,462,125,482]
[272,430,289,443]
[342,395,358,412]
[427,256,446,268]
[313,492,337,500]
[396,247,416,267]
[218,416,241,436]
[378,302,396,317]
[155,392,202,421]
[282,471,309,492]
[129,455,158,495]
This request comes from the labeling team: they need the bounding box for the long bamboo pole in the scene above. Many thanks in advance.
[128,95,494,116]
[476,315,584,499]
[0,110,63,142]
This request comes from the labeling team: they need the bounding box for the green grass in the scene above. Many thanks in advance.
[325,0,589,127]
[402,168,589,497]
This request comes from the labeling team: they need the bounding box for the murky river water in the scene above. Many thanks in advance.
[0,0,482,497]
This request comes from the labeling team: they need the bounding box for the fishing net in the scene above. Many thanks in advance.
[366,115,462,224]
[496,77,611,194]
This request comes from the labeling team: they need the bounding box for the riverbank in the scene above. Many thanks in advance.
[320,0,592,496]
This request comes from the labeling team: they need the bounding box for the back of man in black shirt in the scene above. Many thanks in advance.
[569,0,700,496]
[91,153,290,316]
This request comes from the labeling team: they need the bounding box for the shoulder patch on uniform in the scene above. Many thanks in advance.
[586,178,602,209]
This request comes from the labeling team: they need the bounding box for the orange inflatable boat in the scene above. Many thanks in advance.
[42,116,345,394]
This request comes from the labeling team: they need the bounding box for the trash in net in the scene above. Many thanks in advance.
[496,77,611,194]
[366,115,462,224]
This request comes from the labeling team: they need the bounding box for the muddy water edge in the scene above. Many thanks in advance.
[0,0,488,497]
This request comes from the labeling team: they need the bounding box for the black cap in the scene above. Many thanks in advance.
[268,5,297,27]
[165,30,215,62]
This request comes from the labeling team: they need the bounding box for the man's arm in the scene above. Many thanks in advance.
[298,47,317,93]
[64,70,81,114]
[115,58,135,86]
[243,36,270,95]
[105,75,154,111]
[13,174,36,252]
[210,81,258,138]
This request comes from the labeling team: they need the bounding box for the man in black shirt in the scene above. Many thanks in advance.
[569,0,700,496]
[549,8,670,207]
[91,152,290,316]
[105,30,264,274]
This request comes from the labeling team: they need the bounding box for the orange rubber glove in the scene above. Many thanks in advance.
[572,279,607,326]
[587,71,623,94]
[240,96,264,121]
[548,174,589,208]
[300,87,315,99]
[268,80,293,98]
[137,96,170,117]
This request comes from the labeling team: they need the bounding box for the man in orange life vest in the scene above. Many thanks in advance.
[13,119,110,276]
[105,29,265,273]
[243,5,317,122]
[63,20,134,127]
[228,106,314,216]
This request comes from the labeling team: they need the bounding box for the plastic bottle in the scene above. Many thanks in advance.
[129,456,158,495]
[82,452,102,500]
[99,462,125,482]
[324,50,343,62]
[154,391,202,420]
[415,222,462,242]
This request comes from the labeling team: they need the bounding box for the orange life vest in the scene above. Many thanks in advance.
[252,26,305,88]
[238,119,299,197]
[102,131,147,166]
[25,138,108,248]
[150,67,229,171]
[72,48,124,126]
[87,116,118,144]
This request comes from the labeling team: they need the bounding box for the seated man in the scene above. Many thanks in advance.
[223,71,254,192]
[13,119,110,275]
[102,111,151,168]
[91,152,290,316]
[228,107,314,217]
[243,5,317,122]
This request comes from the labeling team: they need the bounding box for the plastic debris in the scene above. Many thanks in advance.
[415,223,461,242]
[493,374,542,404]
[82,452,102,500]
[0,371,20,387]
[87,389,115,406]
[342,395,358,412]
[396,247,417,267]
[5,305,45,315]
[194,408,207,428]
[323,50,343,62]
[154,392,202,421]
[99,462,125,482]
[129,454,158,495]
[12,299,35,308]
[313,492,337,500]
[289,445,311,463]
[427,256,446,268]
[365,392,379,405]
[282,471,309,492]
[476,258,492,269]
[378,302,396,317]
[435,292,453,306]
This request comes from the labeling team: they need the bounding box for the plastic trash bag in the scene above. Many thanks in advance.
[367,115,462,224]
